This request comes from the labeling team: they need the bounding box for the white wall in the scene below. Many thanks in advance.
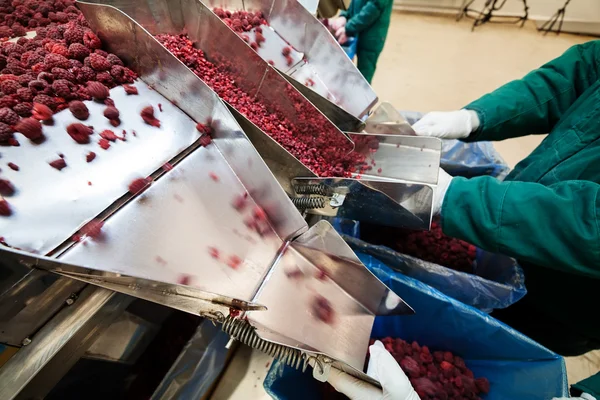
[394,0,600,35]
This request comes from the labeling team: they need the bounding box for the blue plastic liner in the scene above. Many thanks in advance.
[341,36,357,60]
[343,235,526,312]
[264,253,568,400]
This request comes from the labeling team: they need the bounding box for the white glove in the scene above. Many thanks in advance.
[412,110,480,139]
[553,395,596,400]
[327,340,420,400]
[433,168,453,216]
[328,16,347,31]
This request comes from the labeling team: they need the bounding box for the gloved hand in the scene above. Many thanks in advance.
[433,168,453,216]
[335,26,348,45]
[552,395,597,400]
[328,16,346,31]
[412,110,480,139]
[326,340,420,400]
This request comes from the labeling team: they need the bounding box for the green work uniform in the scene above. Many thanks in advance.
[440,41,600,396]
[339,0,393,83]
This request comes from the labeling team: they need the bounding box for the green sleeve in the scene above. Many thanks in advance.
[464,40,600,142]
[440,176,600,277]
[340,9,351,18]
[573,372,600,398]
[344,0,386,36]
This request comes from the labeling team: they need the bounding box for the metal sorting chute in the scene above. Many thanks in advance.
[81,0,442,231]
[1,1,413,388]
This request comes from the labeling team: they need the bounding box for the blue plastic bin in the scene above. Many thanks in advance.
[264,253,568,400]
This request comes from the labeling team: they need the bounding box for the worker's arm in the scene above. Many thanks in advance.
[573,372,600,399]
[441,176,600,277]
[465,40,600,142]
[343,0,387,36]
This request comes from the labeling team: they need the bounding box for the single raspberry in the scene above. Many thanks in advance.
[33,94,56,110]
[0,179,15,196]
[0,107,19,125]
[94,49,109,58]
[79,219,104,239]
[103,106,119,120]
[11,24,26,37]
[109,65,128,83]
[128,177,151,195]
[16,87,33,101]
[89,52,110,71]
[106,53,123,66]
[37,71,54,83]
[475,378,490,394]
[49,157,67,170]
[123,84,137,95]
[400,356,421,378]
[7,162,19,171]
[311,295,335,324]
[140,105,160,127]
[2,43,25,56]
[75,66,95,83]
[63,25,83,44]
[66,122,92,144]
[86,81,108,100]
[68,100,88,120]
[0,122,13,141]
[99,129,118,142]
[0,199,12,216]
[86,151,96,162]
[0,79,20,94]
[0,95,17,108]
[282,46,291,56]
[96,71,113,85]
[13,102,31,117]
[50,43,68,57]
[44,53,70,68]
[67,42,88,60]
[199,135,211,147]
[51,67,75,81]
[32,102,53,120]
[28,79,49,92]
[68,59,82,69]
[98,137,110,149]
[51,78,73,97]
[16,117,42,140]
[0,26,13,38]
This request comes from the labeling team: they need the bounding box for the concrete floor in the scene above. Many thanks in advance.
[372,11,599,386]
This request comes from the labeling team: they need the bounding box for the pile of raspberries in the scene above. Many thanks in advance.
[0,0,81,38]
[362,219,477,274]
[0,10,136,146]
[212,8,266,33]
[157,33,365,178]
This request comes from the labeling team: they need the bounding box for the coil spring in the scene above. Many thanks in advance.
[291,196,326,210]
[222,316,319,372]
[294,183,331,196]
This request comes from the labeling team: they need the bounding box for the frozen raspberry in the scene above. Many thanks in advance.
[33,94,55,110]
[15,117,42,140]
[199,135,212,147]
[51,67,75,81]
[282,46,291,56]
[88,52,110,71]
[79,219,104,239]
[44,53,70,69]
[32,102,53,121]
[0,107,19,125]
[109,65,128,83]
[68,100,89,120]
[3,43,25,56]
[140,105,160,127]
[50,43,68,57]
[103,106,119,120]
[63,25,83,44]
[0,122,13,142]
[66,122,92,144]
[7,162,19,171]
[94,49,108,58]
[227,254,242,269]
[0,79,20,94]
[37,71,54,83]
[128,177,151,195]
[123,84,138,95]
[49,157,67,170]
[51,78,73,97]
[475,378,490,394]
[311,295,335,324]
[0,26,13,38]
[250,42,258,50]
[13,102,31,117]
[0,95,17,108]
[85,151,96,162]
[86,81,108,100]
[68,59,82,69]
[0,179,15,196]
[29,79,48,92]
[98,137,110,149]
[99,129,118,142]
[96,71,113,85]
[11,24,26,37]
[75,66,95,83]
[0,199,12,216]
[16,87,33,102]
[106,53,123,66]
[68,42,88,60]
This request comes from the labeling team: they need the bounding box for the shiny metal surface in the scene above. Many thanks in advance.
[0,286,130,400]
[79,1,306,241]
[292,177,434,229]
[204,0,378,119]
[0,83,199,254]
[364,102,418,136]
